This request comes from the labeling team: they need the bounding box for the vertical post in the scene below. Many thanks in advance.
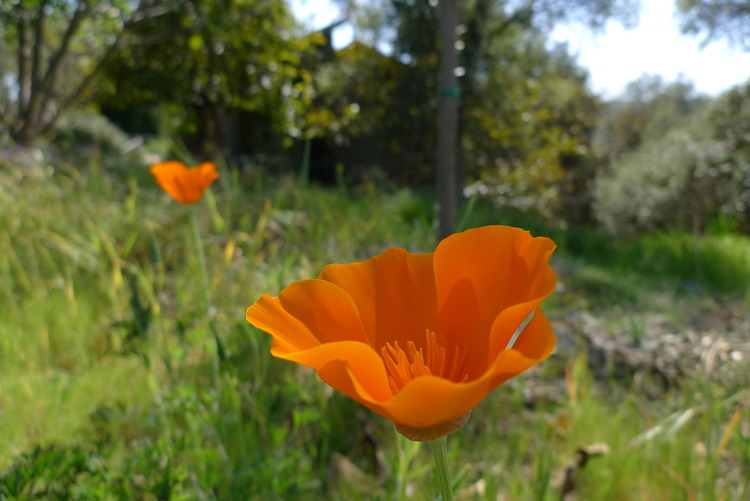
[436,0,459,241]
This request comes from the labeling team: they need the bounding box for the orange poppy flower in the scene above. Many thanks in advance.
[150,161,219,204]
[246,225,557,440]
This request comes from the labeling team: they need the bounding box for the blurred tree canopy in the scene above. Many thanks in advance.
[95,0,316,155]
[593,77,750,235]
[592,75,709,161]
[0,0,165,144]
[3,0,750,237]
[676,0,750,50]
[0,0,321,153]
[301,41,436,184]
[322,0,636,220]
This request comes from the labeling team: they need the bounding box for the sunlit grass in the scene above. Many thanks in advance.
[1,159,748,499]
[0,358,152,464]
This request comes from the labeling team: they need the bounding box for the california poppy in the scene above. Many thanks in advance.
[246,225,557,440]
[150,161,219,204]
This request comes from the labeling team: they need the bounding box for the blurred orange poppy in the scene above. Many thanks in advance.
[150,161,219,204]
[246,225,557,440]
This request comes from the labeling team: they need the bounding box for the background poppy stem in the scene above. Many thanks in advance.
[190,208,226,366]
[427,435,454,501]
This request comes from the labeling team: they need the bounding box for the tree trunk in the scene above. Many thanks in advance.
[436,0,459,241]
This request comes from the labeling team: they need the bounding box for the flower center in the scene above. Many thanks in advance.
[381,330,468,395]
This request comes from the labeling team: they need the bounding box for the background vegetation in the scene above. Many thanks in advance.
[1,0,749,499]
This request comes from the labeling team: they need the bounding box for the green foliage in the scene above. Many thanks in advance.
[0,445,107,500]
[593,79,750,235]
[677,0,750,50]
[0,439,185,500]
[1,153,750,499]
[707,83,750,231]
[593,111,716,234]
[468,201,750,298]
[325,0,637,218]
[302,41,437,184]
[0,0,143,143]
[593,75,708,159]
[463,34,600,222]
[95,0,316,153]
[312,0,604,212]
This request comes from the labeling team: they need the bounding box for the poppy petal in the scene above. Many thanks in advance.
[487,300,544,362]
[246,293,320,353]
[351,310,554,429]
[151,161,189,202]
[316,352,394,405]
[334,309,555,428]
[246,225,558,436]
[246,279,369,353]
[434,226,556,377]
[507,307,556,361]
[289,342,393,402]
[319,248,437,349]
[150,161,218,204]
[349,348,539,429]
[191,162,220,201]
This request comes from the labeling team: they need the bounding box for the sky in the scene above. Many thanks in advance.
[549,2,750,98]
[292,0,750,99]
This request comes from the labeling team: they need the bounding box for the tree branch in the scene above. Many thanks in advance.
[37,28,126,138]
[37,2,172,137]
[14,1,174,141]
[16,4,32,119]
[33,0,90,132]
[19,0,52,135]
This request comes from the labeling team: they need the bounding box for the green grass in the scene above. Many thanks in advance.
[1,157,749,499]
[469,204,750,301]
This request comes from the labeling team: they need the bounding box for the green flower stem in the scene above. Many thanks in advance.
[190,208,226,365]
[427,436,454,501]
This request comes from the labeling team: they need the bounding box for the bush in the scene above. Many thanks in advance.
[593,82,750,236]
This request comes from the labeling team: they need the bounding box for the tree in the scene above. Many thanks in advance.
[462,32,602,223]
[95,0,312,155]
[592,75,708,162]
[592,79,750,235]
[0,0,167,145]
[706,83,750,232]
[296,41,438,184]
[593,115,717,235]
[677,0,750,50]
[336,0,638,235]
[436,0,459,239]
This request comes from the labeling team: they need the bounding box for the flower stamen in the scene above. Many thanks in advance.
[381,330,468,395]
